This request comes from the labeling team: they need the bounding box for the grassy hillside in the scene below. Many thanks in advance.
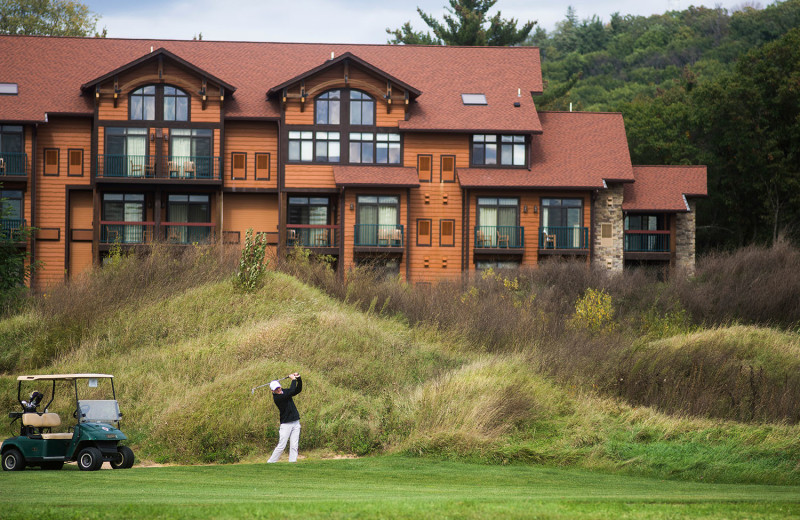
[1,246,798,485]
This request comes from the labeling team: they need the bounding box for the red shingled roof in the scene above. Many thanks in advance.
[333,166,420,187]
[624,165,708,212]
[457,111,634,189]
[0,36,542,131]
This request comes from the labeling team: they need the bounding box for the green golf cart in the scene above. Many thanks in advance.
[1,373,134,471]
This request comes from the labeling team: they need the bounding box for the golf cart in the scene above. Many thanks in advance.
[1,373,134,471]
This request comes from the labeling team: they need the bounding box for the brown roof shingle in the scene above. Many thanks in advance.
[457,111,634,189]
[624,165,708,212]
[333,165,420,187]
[0,36,542,131]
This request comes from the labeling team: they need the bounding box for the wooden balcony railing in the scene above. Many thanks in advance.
[624,230,670,252]
[0,153,27,176]
[354,224,404,247]
[474,225,524,249]
[96,155,221,180]
[287,225,338,248]
[538,226,589,250]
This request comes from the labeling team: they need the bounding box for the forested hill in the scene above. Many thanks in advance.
[528,1,800,251]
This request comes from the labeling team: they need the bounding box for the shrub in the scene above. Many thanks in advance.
[233,229,269,292]
[572,288,616,333]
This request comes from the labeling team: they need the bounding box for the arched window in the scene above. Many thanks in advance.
[164,86,189,121]
[315,90,340,125]
[349,90,375,125]
[130,86,156,120]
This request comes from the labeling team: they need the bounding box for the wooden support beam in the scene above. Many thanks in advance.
[158,55,163,81]
[344,60,349,84]
[200,78,207,110]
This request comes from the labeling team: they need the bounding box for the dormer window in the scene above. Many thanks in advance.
[472,134,526,167]
[129,84,189,122]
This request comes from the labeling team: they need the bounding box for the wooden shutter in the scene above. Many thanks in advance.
[441,156,455,182]
[418,155,432,182]
[68,149,83,176]
[255,153,270,180]
[440,220,455,246]
[417,219,431,246]
[44,149,59,176]
[232,152,246,180]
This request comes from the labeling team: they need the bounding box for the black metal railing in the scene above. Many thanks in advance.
[354,224,404,247]
[0,153,27,176]
[96,155,221,180]
[474,225,524,248]
[624,231,670,252]
[287,225,338,248]
[538,226,589,250]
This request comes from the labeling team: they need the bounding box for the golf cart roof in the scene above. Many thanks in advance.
[17,374,114,381]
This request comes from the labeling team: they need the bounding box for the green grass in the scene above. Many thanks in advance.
[0,456,798,519]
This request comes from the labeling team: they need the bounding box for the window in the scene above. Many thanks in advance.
[624,214,666,231]
[315,90,341,125]
[288,197,330,247]
[44,148,59,176]
[315,132,340,162]
[349,132,400,164]
[164,86,189,121]
[130,86,156,121]
[0,83,19,95]
[349,133,374,164]
[417,155,432,182]
[255,153,270,180]
[0,190,23,219]
[167,194,211,243]
[102,193,145,243]
[441,155,455,183]
[541,198,583,249]
[417,219,431,246]
[170,129,213,178]
[0,125,23,174]
[375,133,401,164]
[288,131,313,161]
[350,90,375,125]
[461,93,487,105]
[130,84,189,121]
[440,219,455,247]
[472,134,526,166]
[105,127,148,177]
[231,152,246,180]
[68,149,83,177]
[356,195,401,246]
[477,197,519,248]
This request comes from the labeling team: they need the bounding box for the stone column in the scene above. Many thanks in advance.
[675,199,697,276]
[592,183,624,273]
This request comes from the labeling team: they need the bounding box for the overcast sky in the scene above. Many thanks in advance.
[83,0,769,43]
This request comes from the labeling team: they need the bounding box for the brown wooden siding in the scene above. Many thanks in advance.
[223,122,278,189]
[284,164,336,189]
[222,193,279,249]
[34,117,92,289]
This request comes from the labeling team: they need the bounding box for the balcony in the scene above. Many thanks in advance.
[0,153,27,176]
[1,218,26,242]
[474,226,524,254]
[354,224,404,253]
[624,230,671,260]
[96,155,221,181]
[538,226,589,254]
[100,221,215,246]
[287,225,339,253]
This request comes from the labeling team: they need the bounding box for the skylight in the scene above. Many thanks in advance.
[0,83,19,95]
[461,93,487,105]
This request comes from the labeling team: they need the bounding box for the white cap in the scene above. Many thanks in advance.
[269,380,281,391]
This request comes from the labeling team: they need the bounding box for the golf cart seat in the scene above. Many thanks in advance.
[22,413,73,440]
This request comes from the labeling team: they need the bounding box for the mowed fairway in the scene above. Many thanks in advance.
[1,456,798,519]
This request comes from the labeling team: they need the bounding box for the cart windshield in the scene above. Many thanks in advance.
[78,400,121,423]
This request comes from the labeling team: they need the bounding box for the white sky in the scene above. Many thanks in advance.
[84,0,770,43]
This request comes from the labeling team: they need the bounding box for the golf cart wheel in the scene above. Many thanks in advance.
[110,446,135,469]
[77,447,103,471]
[41,461,64,470]
[2,449,26,471]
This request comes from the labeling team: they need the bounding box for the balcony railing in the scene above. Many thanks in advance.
[0,153,27,176]
[100,222,155,244]
[163,223,215,244]
[474,225,524,249]
[624,230,670,252]
[354,224,404,248]
[96,155,221,180]
[538,226,589,250]
[1,218,26,240]
[287,225,338,248]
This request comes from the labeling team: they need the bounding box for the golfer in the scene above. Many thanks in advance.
[267,372,302,463]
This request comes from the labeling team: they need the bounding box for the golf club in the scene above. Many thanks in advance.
[251,376,290,394]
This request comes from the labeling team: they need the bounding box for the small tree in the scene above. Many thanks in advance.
[233,228,269,292]
[0,187,38,314]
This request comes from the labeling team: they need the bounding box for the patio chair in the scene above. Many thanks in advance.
[129,160,143,177]
[168,161,180,178]
[476,230,491,247]
[497,229,510,248]
[544,233,557,249]
[377,228,390,246]
[183,161,195,178]
[314,229,330,247]
[0,157,5,173]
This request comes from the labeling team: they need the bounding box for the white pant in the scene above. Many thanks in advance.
[268,420,301,463]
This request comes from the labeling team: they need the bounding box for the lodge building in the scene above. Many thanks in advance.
[0,36,707,289]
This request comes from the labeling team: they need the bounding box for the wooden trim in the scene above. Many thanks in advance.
[36,227,60,241]
[255,152,270,181]
[43,148,59,176]
[223,230,240,244]
[67,148,84,177]
[222,187,278,193]
[416,218,432,247]
[231,151,247,180]
[439,219,455,247]
[70,229,93,242]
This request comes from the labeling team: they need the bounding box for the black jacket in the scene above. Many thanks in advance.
[272,377,302,424]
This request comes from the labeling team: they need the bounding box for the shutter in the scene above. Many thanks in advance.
[441,156,455,182]
[232,153,246,179]
[418,155,432,182]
